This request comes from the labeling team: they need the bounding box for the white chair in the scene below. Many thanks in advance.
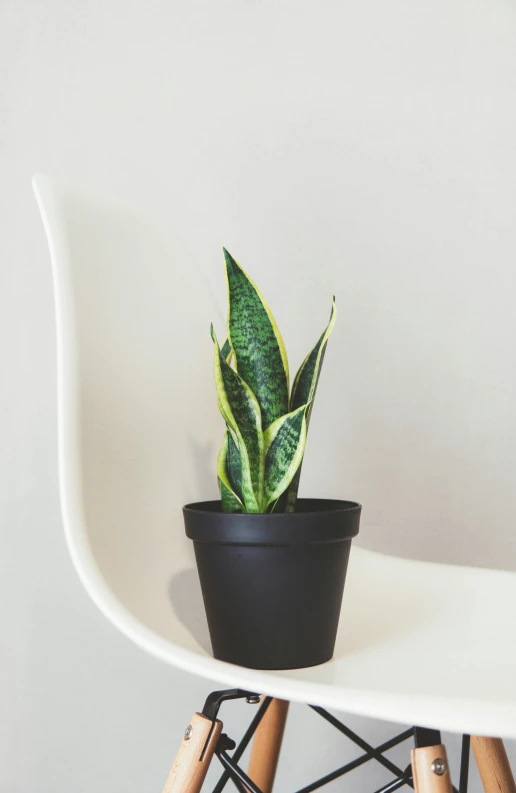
[33,174,516,793]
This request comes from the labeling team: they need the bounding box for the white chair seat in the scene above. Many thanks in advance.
[34,175,516,742]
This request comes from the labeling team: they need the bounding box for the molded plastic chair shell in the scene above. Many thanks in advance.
[34,175,516,740]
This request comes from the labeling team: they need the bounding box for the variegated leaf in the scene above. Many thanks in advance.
[224,248,289,429]
[267,491,287,513]
[290,296,337,412]
[212,326,264,512]
[263,404,308,508]
[218,477,242,512]
[217,433,243,512]
[285,297,337,511]
[226,428,243,502]
[220,338,232,363]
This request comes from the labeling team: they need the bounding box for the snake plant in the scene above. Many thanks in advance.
[212,249,337,513]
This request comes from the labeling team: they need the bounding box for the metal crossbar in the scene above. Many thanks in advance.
[295,728,414,793]
[212,697,272,793]
[460,735,471,793]
[216,748,264,793]
[310,707,414,786]
[372,773,414,793]
[209,692,471,793]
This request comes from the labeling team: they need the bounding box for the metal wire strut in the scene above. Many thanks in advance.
[309,707,414,788]
[459,735,471,793]
[294,726,414,793]
[216,737,264,793]
[208,689,471,793]
[212,697,273,793]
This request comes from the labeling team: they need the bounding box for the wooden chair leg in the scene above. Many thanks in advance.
[411,744,453,793]
[161,712,222,793]
[247,698,289,793]
[472,737,516,793]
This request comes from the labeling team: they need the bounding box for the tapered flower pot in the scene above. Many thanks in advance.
[183,498,361,670]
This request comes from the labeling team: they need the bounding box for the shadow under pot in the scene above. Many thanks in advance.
[183,498,361,670]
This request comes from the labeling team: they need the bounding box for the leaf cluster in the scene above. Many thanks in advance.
[213,249,336,513]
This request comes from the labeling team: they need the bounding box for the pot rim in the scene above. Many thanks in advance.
[183,497,361,516]
[183,498,361,546]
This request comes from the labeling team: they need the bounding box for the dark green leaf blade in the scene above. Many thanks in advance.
[263,405,308,508]
[220,338,232,362]
[290,297,337,412]
[226,428,243,501]
[224,248,289,429]
[212,326,264,512]
[219,477,243,512]
[216,432,244,512]
[285,298,337,512]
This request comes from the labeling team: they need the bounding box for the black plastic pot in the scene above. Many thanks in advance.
[183,498,361,670]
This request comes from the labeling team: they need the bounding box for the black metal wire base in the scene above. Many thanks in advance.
[204,689,471,793]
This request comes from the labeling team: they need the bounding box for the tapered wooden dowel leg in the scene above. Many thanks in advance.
[411,745,453,793]
[247,698,289,793]
[161,712,222,793]
[472,737,516,793]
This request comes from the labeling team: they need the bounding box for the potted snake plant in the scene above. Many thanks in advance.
[183,250,361,669]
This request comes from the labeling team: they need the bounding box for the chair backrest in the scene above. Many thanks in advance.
[33,175,221,644]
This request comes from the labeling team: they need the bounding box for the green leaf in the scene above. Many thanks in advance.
[220,338,232,363]
[263,405,308,508]
[290,296,337,413]
[217,433,243,512]
[212,325,264,512]
[285,297,337,512]
[224,248,289,429]
[226,428,243,501]
[267,491,288,513]
[218,477,242,512]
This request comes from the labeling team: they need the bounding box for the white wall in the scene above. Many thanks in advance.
[2,0,516,790]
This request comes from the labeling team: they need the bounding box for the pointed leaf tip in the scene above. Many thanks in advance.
[223,247,234,264]
[290,296,337,412]
[223,248,242,278]
[284,296,337,510]
[220,337,232,362]
[224,251,289,428]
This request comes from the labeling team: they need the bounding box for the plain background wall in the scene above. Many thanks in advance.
[2,0,516,790]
